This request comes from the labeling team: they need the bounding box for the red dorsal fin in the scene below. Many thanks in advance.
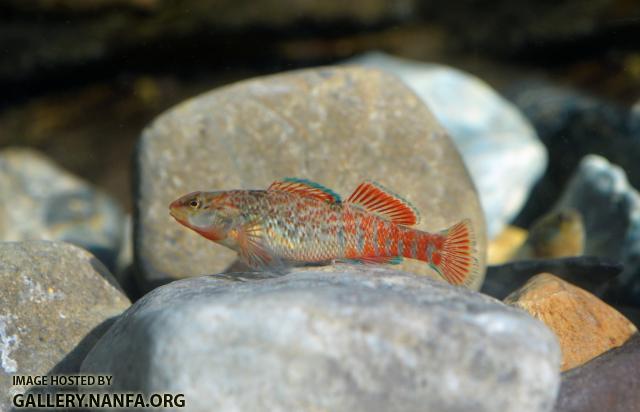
[267,178,341,204]
[346,181,420,226]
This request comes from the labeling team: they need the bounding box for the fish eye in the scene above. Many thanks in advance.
[189,199,200,209]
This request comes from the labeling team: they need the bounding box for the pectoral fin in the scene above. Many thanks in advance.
[235,221,274,269]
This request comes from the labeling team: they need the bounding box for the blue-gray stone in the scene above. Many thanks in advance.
[555,155,640,305]
[348,52,547,238]
[82,267,560,412]
[0,148,124,270]
[506,80,640,226]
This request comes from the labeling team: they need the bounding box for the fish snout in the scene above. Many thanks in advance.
[169,198,187,221]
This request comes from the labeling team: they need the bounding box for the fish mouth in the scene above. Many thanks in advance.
[169,200,186,222]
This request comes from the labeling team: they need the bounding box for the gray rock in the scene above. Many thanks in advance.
[135,66,486,291]
[506,81,640,226]
[0,241,130,411]
[554,334,640,412]
[555,155,640,305]
[348,52,547,238]
[0,148,125,270]
[82,267,560,412]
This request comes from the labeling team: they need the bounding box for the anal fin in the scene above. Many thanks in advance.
[337,256,403,265]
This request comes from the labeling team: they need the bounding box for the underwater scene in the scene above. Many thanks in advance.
[1,1,639,411]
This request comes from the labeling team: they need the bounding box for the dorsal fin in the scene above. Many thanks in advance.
[346,181,420,226]
[267,178,341,204]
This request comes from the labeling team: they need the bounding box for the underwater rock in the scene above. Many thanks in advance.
[554,334,640,412]
[0,241,130,411]
[135,66,486,291]
[82,267,560,412]
[505,273,637,371]
[348,52,546,238]
[488,210,584,265]
[507,81,640,225]
[554,155,640,305]
[488,225,528,264]
[481,256,623,300]
[515,209,585,260]
[0,148,125,270]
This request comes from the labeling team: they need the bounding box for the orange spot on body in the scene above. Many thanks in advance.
[417,233,428,261]
[389,225,400,256]
[402,230,416,258]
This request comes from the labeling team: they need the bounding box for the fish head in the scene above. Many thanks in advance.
[169,191,241,241]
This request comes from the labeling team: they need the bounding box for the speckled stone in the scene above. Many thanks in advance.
[0,241,130,411]
[505,273,637,371]
[134,66,486,291]
[82,267,559,412]
[0,148,125,270]
[348,53,547,239]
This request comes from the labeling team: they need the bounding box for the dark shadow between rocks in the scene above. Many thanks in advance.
[114,264,145,303]
[89,257,125,293]
[10,316,119,412]
[48,317,119,376]
[482,256,623,300]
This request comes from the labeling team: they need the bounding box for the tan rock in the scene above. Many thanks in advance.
[487,225,527,264]
[135,66,487,291]
[515,208,584,260]
[505,273,637,371]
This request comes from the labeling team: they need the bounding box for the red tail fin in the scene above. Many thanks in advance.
[431,219,479,286]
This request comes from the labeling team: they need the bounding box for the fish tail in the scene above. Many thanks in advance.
[430,219,479,286]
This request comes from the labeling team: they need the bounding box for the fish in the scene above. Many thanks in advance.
[169,178,479,286]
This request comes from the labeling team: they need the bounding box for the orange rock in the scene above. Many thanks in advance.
[504,273,637,371]
[487,225,527,264]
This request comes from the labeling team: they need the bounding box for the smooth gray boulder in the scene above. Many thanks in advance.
[134,66,487,291]
[82,267,560,412]
[348,52,547,239]
[0,148,125,270]
[0,241,130,411]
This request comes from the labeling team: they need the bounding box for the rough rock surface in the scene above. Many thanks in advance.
[0,241,130,411]
[555,155,640,305]
[555,334,640,412]
[505,273,637,371]
[135,66,486,291]
[82,267,560,412]
[348,52,546,238]
[0,148,125,270]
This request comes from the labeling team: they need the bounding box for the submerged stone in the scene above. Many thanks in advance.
[555,155,640,305]
[82,267,560,412]
[348,52,547,239]
[0,241,130,411]
[134,66,486,291]
[505,273,637,371]
[0,148,124,270]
